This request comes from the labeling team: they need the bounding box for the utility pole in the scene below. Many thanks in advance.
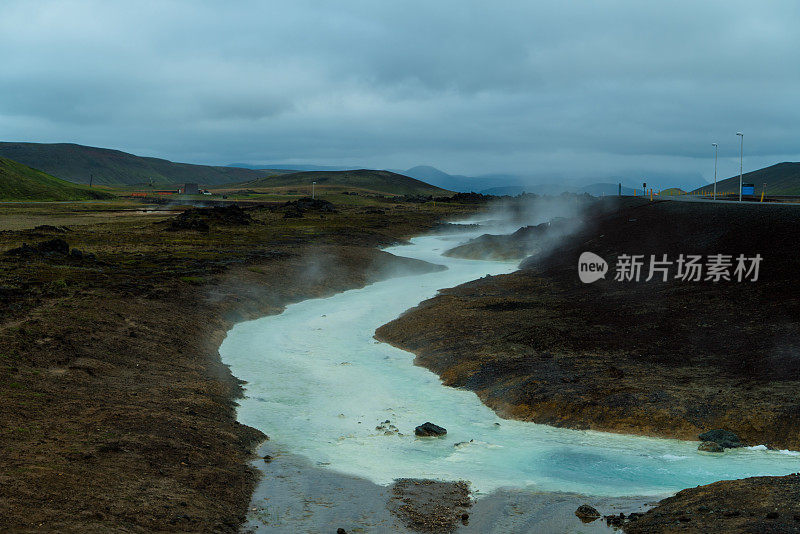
[89,173,94,188]
[312,181,316,199]
[736,132,744,201]
[712,143,718,200]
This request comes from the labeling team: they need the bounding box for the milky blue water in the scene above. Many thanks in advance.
[220,231,800,497]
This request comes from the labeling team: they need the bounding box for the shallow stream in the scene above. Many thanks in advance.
[220,230,800,498]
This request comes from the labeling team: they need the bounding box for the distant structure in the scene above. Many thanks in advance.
[182,182,199,195]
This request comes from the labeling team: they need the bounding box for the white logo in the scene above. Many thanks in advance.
[578,252,608,283]
[577,252,762,283]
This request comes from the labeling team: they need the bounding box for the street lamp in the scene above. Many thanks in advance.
[736,132,744,201]
[712,143,718,200]
[312,181,316,199]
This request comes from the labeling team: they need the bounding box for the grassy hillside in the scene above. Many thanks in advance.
[230,169,452,196]
[0,142,274,187]
[692,162,800,195]
[0,157,114,201]
[660,187,687,195]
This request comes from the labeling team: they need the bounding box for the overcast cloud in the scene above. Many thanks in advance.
[1,0,798,187]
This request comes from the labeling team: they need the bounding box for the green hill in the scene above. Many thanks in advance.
[0,156,114,201]
[660,187,687,195]
[692,162,800,195]
[232,169,452,196]
[0,142,275,187]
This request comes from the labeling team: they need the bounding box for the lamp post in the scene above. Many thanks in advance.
[736,132,744,201]
[712,143,718,200]
[312,181,316,199]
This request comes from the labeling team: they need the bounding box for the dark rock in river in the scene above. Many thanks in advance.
[605,513,626,527]
[575,504,601,522]
[698,429,742,448]
[414,422,447,437]
[698,441,724,453]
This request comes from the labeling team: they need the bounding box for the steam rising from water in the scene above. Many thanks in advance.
[456,194,594,234]
[220,230,800,497]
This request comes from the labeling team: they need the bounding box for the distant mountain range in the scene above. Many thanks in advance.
[0,142,273,187]
[691,163,800,196]
[401,165,704,195]
[480,183,636,196]
[0,156,113,201]
[227,163,357,172]
[7,141,794,197]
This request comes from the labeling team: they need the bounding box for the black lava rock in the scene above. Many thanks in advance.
[698,429,742,448]
[37,238,70,255]
[414,422,447,437]
[698,440,724,452]
[6,239,72,257]
[575,504,601,521]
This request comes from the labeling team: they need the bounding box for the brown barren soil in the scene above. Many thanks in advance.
[0,200,470,532]
[388,479,472,533]
[624,474,800,533]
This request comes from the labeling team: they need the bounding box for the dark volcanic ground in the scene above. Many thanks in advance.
[0,201,471,532]
[376,198,800,532]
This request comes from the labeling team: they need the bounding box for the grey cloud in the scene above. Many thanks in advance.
[0,0,798,185]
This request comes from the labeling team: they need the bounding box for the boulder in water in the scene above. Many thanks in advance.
[414,422,447,437]
[698,429,742,448]
[698,441,724,453]
[575,504,601,522]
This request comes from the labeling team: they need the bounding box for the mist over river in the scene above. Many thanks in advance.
[220,230,800,498]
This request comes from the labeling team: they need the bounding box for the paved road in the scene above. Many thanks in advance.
[649,195,800,205]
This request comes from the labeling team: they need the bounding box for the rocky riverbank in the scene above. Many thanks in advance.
[376,198,800,532]
[244,440,651,533]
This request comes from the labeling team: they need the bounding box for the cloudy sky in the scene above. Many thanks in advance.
[1,0,798,187]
